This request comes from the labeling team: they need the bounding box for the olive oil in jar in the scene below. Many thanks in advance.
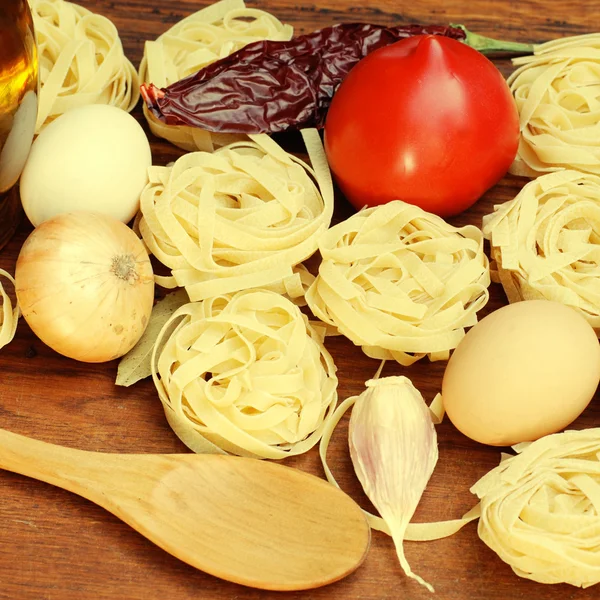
[0,0,38,250]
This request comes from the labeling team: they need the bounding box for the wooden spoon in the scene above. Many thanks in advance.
[0,428,370,591]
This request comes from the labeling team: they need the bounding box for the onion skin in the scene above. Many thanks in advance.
[15,211,155,363]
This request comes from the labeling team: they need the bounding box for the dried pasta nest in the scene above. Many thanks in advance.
[305,200,491,366]
[472,428,600,588]
[0,269,19,351]
[482,170,600,333]
[137,129,333,303]
[508,33,600,177]
[151,289,338,459]
[138,0,293,152]
[31,0,139,132]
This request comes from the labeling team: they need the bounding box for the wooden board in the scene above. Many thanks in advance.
[0,1,598,598]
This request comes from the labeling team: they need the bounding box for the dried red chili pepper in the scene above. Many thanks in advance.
[141,22,533,135]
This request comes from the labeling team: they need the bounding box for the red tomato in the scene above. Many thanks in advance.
[324,35,520,217]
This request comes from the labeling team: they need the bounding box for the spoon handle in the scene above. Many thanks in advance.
[0,427,113,500]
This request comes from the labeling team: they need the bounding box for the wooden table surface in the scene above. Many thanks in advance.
[1,0,599,598]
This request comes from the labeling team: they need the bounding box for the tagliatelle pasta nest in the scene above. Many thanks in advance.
[305,201,491,365]
[138,129,333,303]
[471,428,600,588]
[508,33,600,177]
[31,0,139,131]
[0,269,19,351]
[482,170,600,332]
[151,289,338,459]
[30,0,139,131]
[138,0,293,151]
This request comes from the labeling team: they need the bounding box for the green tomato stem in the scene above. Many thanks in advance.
[453,24,536,55]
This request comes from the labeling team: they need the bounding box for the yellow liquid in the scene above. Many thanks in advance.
[0,0,38,249]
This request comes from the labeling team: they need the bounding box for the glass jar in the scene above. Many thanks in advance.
[0,0,38,250]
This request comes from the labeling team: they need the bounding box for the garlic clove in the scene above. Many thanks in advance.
[349,376,439,592]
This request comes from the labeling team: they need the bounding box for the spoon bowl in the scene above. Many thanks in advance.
[0,428,370,590]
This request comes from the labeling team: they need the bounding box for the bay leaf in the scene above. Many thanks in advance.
[116,288,189,387]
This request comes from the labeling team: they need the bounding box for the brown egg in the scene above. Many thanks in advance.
[442,300,600,446]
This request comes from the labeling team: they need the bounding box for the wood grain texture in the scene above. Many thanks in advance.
[0,0,598,599]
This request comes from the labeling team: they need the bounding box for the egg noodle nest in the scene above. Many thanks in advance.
[137,129,333,304]
[482,169,600,333]
[30,0,139,132]
[305,200,491,365]
[151,289,338,459]
[0,270,19,351]
[471,428,600,588]
[509,33,600,177]
[138,0,293,151]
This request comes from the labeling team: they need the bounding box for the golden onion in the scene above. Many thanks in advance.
[15,212,154,362]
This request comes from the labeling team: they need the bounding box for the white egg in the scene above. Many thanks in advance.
[20,104,152,226]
